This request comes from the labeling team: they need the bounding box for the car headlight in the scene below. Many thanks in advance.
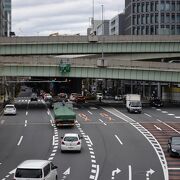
[172,148,176,152]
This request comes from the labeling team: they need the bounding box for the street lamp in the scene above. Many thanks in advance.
[101,4,104,60]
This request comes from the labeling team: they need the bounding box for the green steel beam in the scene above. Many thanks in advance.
[2,65,180,83]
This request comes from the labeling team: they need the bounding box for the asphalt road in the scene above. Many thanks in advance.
[2,92,180,180]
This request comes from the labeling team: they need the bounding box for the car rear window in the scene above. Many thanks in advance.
[6,106,14,109]
[15,168,42,178]
[64,136,78,141]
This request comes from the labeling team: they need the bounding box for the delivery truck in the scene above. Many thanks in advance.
[126,94,142,113]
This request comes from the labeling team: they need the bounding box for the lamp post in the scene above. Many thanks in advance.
[101,4,104,60]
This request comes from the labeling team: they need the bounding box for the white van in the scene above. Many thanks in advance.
[14,160,58,180]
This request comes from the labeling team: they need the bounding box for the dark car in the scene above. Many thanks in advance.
[150,98,163,107]
[167,136,180,157]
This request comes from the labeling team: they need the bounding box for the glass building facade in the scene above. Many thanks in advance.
[125,0,180,35]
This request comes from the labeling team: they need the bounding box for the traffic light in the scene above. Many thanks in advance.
[59,64,71,73]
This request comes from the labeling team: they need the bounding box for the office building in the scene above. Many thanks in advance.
[4,0,11,36]
[110,13,125,35]
[0,0,5,36]
[125,0,180,35]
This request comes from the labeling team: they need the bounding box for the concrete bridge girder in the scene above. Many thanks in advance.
[1,65,180,83]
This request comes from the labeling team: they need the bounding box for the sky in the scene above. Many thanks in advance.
[12,0,125,36]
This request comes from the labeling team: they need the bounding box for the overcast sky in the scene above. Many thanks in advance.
[12,0,125,36]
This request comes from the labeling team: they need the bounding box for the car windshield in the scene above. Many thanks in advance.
[64,136,78,142]
[172,137,180,145]
[131,101,141,107]
[15,168,42,178]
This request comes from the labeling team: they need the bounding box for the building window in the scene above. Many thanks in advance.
[161,1,165,11]
[146,26,149,35]
[177,13,180,23]
[146,14,150,24]
[141,15,145,24]
[161,13,165,23]
[141,3,145,13]
[137,15,140,25]
[150,26,154,35]
[177,1,180,11]
[171,1,175,11]
[150,1,154,11]
[137,3,140,13]
[155,25,158,35]
[146,2,150,12]
[172,13,175,23]
[133,16,136,25]
[150,14,154,24]
[155,14,158,23]
[155,1,158,11]
[133,4,136,13]
[171,25,175,35]
[177,25,180,35]
[165,1,170,11]
[166,13,170,23]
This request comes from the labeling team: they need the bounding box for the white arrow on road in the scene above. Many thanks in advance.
[63,167,71,175]
[154,125,162,131]
[146,168,155,180]
[111,168,121,179]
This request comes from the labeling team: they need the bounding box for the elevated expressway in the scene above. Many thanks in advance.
[1,56,180,82]
[1,35,180,82]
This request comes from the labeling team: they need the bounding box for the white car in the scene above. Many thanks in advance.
[44,93,52,101]
[4,104,16,115]
[60,133,82,152]
[14,160,58,180]
[96,93,103,100]
[69,93,78,101]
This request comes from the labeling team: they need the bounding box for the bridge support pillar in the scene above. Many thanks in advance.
[157,82,161,98]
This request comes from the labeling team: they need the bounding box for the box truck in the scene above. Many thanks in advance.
[126,94,142,113]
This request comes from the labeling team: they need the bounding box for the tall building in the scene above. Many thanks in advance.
[0,0,11,37]
[96,20,109,35]
[0,0,5,36]
[125,0,180,35]
[110,13,125,35]
[4,0,11,36]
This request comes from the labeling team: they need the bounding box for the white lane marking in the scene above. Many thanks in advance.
[154,125,162,131]
[90,175,95,179]
[168,114,174,116]
[157,119,180,134]
[103,107,169,180]
[88,111,93,115]
[156,109,161,111]
[24,120,27,127]
[162,111,168,113]
[115,135,123,145]
[168,168,180,170]
[99,119,107,126]
[95,165,99,180]
[91,169,96,173]
[175,116,180,119]
[52,135,55,146]
[144,113,152,117]
[26,111,28,116]
[1,120,5,124]
[9,168,16,174]
[17,136,23,146]
[90,107,97,110]
[129,165,132,180]
[87,135,93,146]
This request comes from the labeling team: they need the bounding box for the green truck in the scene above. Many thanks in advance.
[53,102,76,127]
